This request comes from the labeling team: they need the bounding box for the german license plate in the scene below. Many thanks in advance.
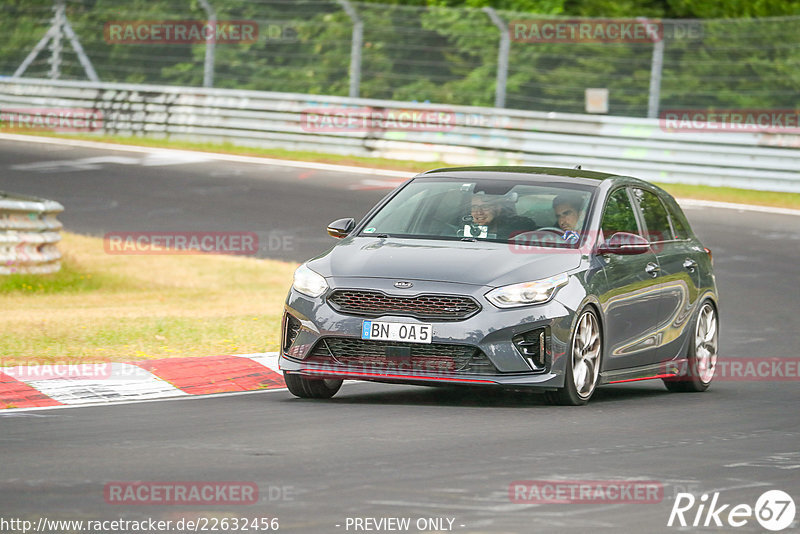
[361,320,432,344]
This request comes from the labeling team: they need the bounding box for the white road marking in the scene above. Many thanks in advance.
[11,155,141,172]
[10,152,212,173]
[349,178,408,190]
[726,452,800,470]
[139,151,213,166]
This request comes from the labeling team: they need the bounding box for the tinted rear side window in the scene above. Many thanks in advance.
[665,201,690,239]
[635,189,673,242]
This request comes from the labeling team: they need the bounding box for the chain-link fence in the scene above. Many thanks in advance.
[1,0,798,118]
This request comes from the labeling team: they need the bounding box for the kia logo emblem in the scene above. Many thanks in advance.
[394,281,413,289]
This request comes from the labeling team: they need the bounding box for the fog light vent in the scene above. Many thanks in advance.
[512,328,547,369]
[283,313,302,353]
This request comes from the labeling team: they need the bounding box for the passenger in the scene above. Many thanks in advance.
[468,195,536,239]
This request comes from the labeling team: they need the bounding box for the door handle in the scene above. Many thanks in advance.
[645,262,660,277]
[682,258,697,271]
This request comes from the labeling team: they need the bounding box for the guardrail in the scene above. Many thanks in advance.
[1,77,799,192]
[0,191,63,275]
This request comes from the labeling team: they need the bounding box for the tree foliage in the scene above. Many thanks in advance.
[1,0,797,116]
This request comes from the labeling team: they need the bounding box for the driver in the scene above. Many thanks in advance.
[468,195,536,239]
[552,195,584,232]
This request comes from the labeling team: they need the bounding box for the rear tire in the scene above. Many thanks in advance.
[546,308,602,406]
[284,372,343,399]
[663,300,718,393]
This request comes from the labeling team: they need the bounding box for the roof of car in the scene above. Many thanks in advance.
[420,166,617,181]
[417,166,664,194]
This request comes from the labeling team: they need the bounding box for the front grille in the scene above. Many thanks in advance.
[307,337,497,375]
[327,290,480,321]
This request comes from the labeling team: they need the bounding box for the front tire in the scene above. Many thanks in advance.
[663,301,718,392]
[546,308,602,406]
[284,373,343,399]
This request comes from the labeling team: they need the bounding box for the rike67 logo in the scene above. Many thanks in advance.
[668,490,796,531]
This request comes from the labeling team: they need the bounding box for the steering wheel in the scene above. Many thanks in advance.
[536,226,566,235]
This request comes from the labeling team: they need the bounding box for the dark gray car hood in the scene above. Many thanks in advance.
[309,237,582,288]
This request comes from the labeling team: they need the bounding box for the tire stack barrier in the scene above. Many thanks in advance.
[0,191,63,275]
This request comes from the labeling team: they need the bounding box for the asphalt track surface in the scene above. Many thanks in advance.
[1,137,799,533]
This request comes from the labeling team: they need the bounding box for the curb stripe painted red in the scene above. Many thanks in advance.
[0,372,64,409]
[134,355,284,395]
[0,354,283,409]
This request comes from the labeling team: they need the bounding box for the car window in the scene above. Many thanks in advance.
[634,189,673,242]
[600,188,640,239]
[364,183,451,235]
[664,200,690,239]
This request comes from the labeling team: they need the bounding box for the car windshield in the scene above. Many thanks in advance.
[359,177,595,247]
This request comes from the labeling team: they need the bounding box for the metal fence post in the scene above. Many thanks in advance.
[198,0,216,88]
[62,17,99,81]
[483,7,509,109]
[640,17,664,119]
[337,0,363,99]
[48,0,65,80]
[647,40,664,118]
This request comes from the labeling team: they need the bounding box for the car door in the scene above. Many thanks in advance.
[597,187,664,370]
[632,188,702,363]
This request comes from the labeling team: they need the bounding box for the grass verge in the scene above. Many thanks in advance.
[0,232,296,366]
[7,130,800,210]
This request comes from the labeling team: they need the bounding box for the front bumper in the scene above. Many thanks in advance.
[279,276,580,389]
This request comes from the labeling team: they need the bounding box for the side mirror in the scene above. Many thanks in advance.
[327,217,355,238]
[597,232,651,255]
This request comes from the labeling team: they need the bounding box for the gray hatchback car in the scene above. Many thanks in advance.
[279,167,719,405]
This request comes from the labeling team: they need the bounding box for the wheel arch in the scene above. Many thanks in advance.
[696,291,720,320]
[574,297,605,362]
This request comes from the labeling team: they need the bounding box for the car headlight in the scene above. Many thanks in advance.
[292,263,328,298]
[485,273,569,308]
